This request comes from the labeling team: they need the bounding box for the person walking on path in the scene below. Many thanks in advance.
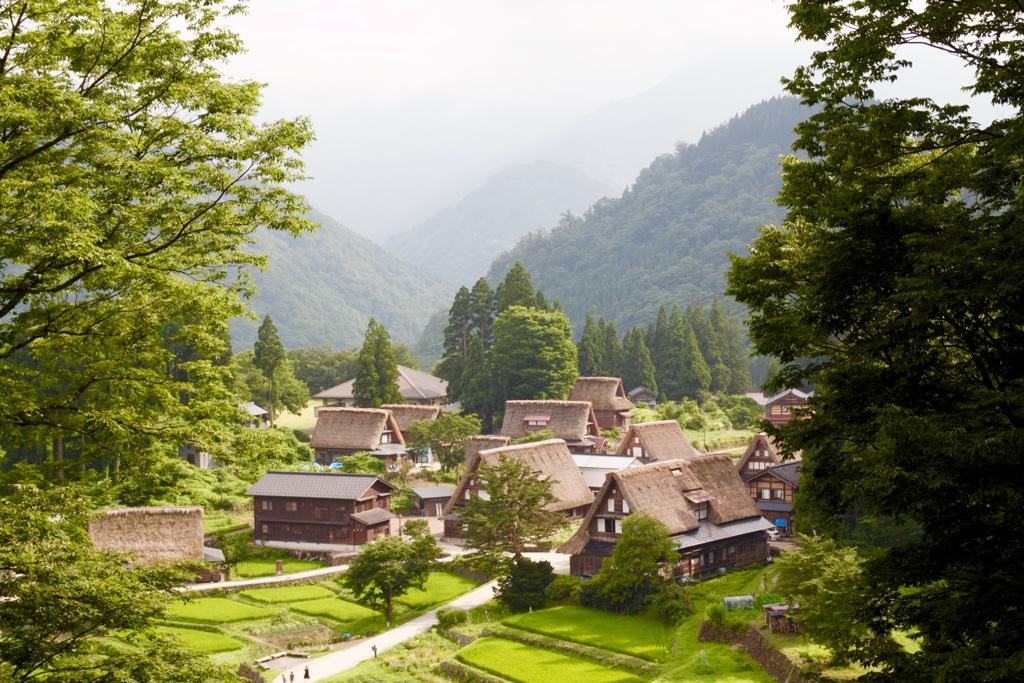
[303,666,310,680]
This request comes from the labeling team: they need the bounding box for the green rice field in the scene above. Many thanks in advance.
[232,557,325,578]
[505,605,671,661]
[238,584,337,604]
[456,637,644,683]
[166,597,276,624]
[290,597,379,625]
[394,573,479,611]
[156,626,245,653]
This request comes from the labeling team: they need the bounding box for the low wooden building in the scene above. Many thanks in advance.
[568,377,635,430]
[627,386,657,409]
[500,400,603,453]
[238,401,270,429]
[313,365,448,408]
[761,389,810,426]
[412,485,454,517]
[560,455,773,579]
[443,438,595,539]
[743,460,801,535]
[247,471,395,547]
[309,407,407,468]
[614,420,700,461]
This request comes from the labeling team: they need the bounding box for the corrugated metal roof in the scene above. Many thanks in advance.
[672,517,775,550]
[412,485,454,499]
[246,471,389,500]
[350,508,395,525]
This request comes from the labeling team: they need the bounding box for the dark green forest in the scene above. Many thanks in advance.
[486,97,810,332]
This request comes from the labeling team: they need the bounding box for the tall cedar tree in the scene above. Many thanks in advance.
[600,318,625,379]
[495,261,536,313]
[727,2,1024,679]
[577,312,605,376]
[708,299,752,394]
[253,315,285,427]
[0,0,313,465]
[459,332,495,432]
[469,277,496,351]
[622,327,658,396]
[353,318,402,408]
[656,305,687,400]
[492,305,578,409]
[435,286,472,401]
[460,454,568,574]
[679,324,711,399]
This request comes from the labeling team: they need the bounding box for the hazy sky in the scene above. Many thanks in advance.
[221,1,984,240]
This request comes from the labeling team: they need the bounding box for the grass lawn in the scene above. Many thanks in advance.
[456,637,645,683]
[166,597,276,624]
[394,572,479,612]
[274,399,318,430]
[155,626,245,653]
[504,605,670,662]
[290,597,380,627]
[232,557,325,579]
[238,585,337,604]
[202,511,250,535]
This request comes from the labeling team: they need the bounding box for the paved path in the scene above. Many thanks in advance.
[184,563,350,592]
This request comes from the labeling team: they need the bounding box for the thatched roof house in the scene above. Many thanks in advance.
[568,377,635,430]
[614,420,700,461]
[310,407,406,467]
[313,365,448,407]
[572,453,644,491]
[89,506,205,564]
[500,400,601,451]
[382,404,443,435]
[443,438,594,522]
[464,435,512,460]
[560,455,773,578]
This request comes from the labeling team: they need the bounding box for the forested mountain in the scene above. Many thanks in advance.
[384,161,612,286]
[231,210,455,351]
[486,97,810,332]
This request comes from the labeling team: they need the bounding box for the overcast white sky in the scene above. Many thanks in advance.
[221,1,985,239]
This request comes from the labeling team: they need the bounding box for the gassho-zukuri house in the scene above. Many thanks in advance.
[442,438,595,539]
[309,407,407,468]
[500,400,603,453]
[559,454,774,579]
[247,471,396,548]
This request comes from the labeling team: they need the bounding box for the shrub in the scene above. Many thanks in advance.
[545,574,583,605]
[497,557,554,613]
[437,607,469,628]
[650,583,693,625]
[706,601,727,627]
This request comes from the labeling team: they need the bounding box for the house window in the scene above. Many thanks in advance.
[759,488,771,500]
[603,518,621,534]
[261,500,273,511]
[728,545,736,555]
[261,524,269,534]
[315,508,328,520]
[608,499,615,512]
[695,503,708,520]
[381,432,392,443]
[622,499,630,513]
[773,489,785,500]
[285,502,298,512]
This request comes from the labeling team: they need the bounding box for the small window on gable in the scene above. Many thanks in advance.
[622,499,630,513]
[608,499,615,512]
[381,431,392,444]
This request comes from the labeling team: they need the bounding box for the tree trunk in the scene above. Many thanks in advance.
[268,373,275,428]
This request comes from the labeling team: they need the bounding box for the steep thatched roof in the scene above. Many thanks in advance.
[88,506,204,564]
[312,365,448,402]
[444,438,594,515]
[614,420,699,460]
[568,377,635,412]
[246,471,395,499]
[382,404,443,432]
[310,407,405,450]
[560,454,762,555]
[464,435,512,459]
[500,400,600,443]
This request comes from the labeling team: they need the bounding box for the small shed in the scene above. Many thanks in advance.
[412,485,454,517]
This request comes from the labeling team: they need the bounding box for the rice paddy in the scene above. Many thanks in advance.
[166,597,277,624]
[504,605,671,661]
[155,626,245,653]
[456,637,645,683]
[238,584,337,604]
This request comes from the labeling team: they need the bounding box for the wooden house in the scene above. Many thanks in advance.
[500,400,603,453]
[442,438,595,539]
[568,377,635,430]
[743,461,801,535]
[560,455,773,579]
[411,485,454,517]
[313,365,448,409]
[762,389,810,426]
[247,471,395,547]
[735,433,782,478]
[614,420,700,461]
[627,386,657,409]
[309,407,407,468]
[238,401,270,428]
[382,403,444,462]
[464,435,512,459]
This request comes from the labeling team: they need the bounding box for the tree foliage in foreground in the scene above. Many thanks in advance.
[405,412,482,474]
[459,454,568,575]
[728,3,1024,680]
[0,0,313,463]
[0,480,235,682]
[341,520,440,626]
[595,513,677,614]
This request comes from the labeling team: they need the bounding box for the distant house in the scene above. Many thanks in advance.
[238,401,270,428]
[247,471,395,547]
[88,506,223,581]
[762,389,811,426]
[568,377,635,430]
[312,365,448,409]
[744,460,801,536]
[382,403,444,446]
[614,420,700,461]
[500,400,603,453]
[735,433,783,478]
[572,453,644,492]
[309,407,407,468]
[411,485,454,517]
[443,438,595,539]
[560,455,773,579]
[178,443,218,470]
[627,386,657,409]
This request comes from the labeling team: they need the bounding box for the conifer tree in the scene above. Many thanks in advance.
[708,299,752,393]
[577,312,605,376]
[601,319,625,379]
[459,333,495,432]
[656,305,687,400]
[435,286,472,401]
[496,261,536,313]
[622,328,658,396]
[680,325,712,399]
[253,315,285,427]
[469,278,496,351]
[353,318,402,408]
